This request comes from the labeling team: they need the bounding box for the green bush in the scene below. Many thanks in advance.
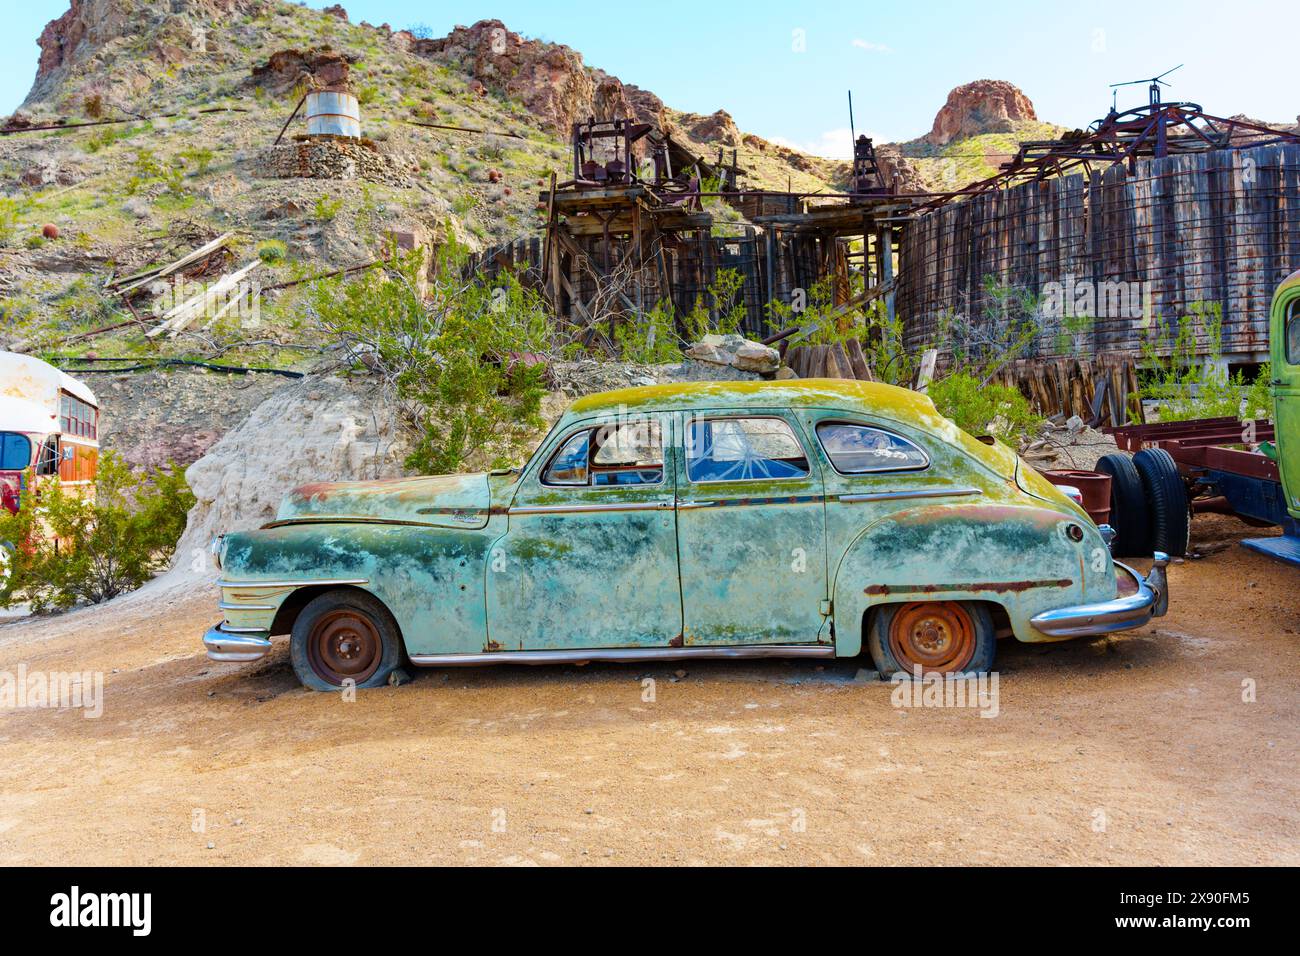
[1139,304,1275,422]
[929,372,1042,445]
[0,197,27,245]
[0,452,195,613]
[305,246,554,474]
[256,239,288,264]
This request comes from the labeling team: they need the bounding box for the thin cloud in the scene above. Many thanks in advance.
[769,127,882,162]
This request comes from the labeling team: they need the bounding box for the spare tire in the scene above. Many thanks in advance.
[1133,447,1190,557]
[1095,453,1152,557]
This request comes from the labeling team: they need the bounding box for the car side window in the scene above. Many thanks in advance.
[816,421,929,474]
[543,431,590,485]
[1288,299,1300,366]
[686,416,809,482]
[542,421,664,487]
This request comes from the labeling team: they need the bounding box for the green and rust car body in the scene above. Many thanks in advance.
[205,379,1170,679]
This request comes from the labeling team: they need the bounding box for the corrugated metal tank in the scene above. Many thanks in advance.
[305,91,361,138]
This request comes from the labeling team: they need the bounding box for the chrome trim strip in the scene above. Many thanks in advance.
[219,601,277,612]
[508,501,672,516]
[678,495,825,510]
[839,487,983,504]
[409,645,835,667]
[203,624,273,663]
[216,578,370,589]
[1029,553,1170,638]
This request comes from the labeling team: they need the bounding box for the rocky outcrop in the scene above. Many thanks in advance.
[680,109,742,147]
[176,375,409,563]
[623,84,668,130]
[251,47,356,94]
[924,80,1036,146]
[27,0,266,108]
[411,19,598,133]
[874,144,927,193]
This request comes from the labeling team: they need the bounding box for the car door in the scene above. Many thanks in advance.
[485,411,683,650]
[1275,291,1300,520]
[673,409,829,645]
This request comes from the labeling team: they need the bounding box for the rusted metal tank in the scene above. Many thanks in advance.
[306,91,360,138]
[1044,469,1112,526]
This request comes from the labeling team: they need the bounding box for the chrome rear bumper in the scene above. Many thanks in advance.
[1029,553,1169,638]
[203,623,273,663]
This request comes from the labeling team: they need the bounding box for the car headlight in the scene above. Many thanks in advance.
[209,534,225,571]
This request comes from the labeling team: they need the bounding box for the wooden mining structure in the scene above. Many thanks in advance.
[468,117,908,350]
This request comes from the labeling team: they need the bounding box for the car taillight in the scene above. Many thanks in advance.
[1056,484,1084,507]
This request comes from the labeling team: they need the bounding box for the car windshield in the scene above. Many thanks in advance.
[0,432,32,472]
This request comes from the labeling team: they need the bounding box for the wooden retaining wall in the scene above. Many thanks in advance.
[897,143,1300,363]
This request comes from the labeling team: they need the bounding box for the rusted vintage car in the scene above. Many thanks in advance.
[205,380,1170,690]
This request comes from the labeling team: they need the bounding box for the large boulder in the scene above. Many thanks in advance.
[175,375,408,565]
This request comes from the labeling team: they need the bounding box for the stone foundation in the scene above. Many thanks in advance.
[255,135,417,187]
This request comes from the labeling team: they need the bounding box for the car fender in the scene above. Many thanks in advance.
[830,501,1115,655]
[218,520,501,655]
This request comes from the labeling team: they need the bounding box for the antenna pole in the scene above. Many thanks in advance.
[848,90,856,155]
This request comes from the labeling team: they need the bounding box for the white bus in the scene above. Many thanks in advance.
[0,352,100,514]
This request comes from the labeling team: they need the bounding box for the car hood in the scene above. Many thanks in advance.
[275,473,495,530]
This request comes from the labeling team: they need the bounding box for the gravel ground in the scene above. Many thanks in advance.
[0,514,1295,866]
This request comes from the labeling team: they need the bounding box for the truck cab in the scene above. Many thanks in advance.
[1274,271,1300,522]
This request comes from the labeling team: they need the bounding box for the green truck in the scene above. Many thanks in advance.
[1105,271,1300,566]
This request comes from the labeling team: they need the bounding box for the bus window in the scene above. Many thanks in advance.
[0,433,32,471]
[35,438,60,477]
[59,393,98,441]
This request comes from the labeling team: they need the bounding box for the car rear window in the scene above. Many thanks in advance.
[816,422,929,474]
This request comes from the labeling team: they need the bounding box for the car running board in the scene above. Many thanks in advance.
[408,645,836,667]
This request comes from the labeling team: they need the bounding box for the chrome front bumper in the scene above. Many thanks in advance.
[203,623,273,663]
[1029,553,1170,638]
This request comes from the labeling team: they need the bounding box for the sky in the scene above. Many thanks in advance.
[3,0,1298,156]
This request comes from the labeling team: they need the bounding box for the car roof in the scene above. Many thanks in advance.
[567,378,939,420]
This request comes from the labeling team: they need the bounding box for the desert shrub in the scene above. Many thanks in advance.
[0,453,195,613]
[938,275,1045,380]
[1139,304,1274,422]
[179,146,215,176]
[255,239,288,264]
[680,267,746,342]
[929,372,1042,444]
[613,300,682,364]
[0,197,25,245]
[314,195,343,222]
[304,246,554,474]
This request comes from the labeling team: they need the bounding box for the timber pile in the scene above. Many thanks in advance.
[783,341,876,381]
[989,356,1142,427]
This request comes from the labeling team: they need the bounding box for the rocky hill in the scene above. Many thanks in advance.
[0,0,846,364]
[891,79,1067,192]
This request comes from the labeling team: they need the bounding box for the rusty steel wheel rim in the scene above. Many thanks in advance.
[308,609,382,685]
[888,602,976,675]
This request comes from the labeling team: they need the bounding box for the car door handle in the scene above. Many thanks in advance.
[677,500,720,510]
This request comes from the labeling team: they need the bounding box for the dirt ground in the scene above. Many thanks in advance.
[0,514,1296,866]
